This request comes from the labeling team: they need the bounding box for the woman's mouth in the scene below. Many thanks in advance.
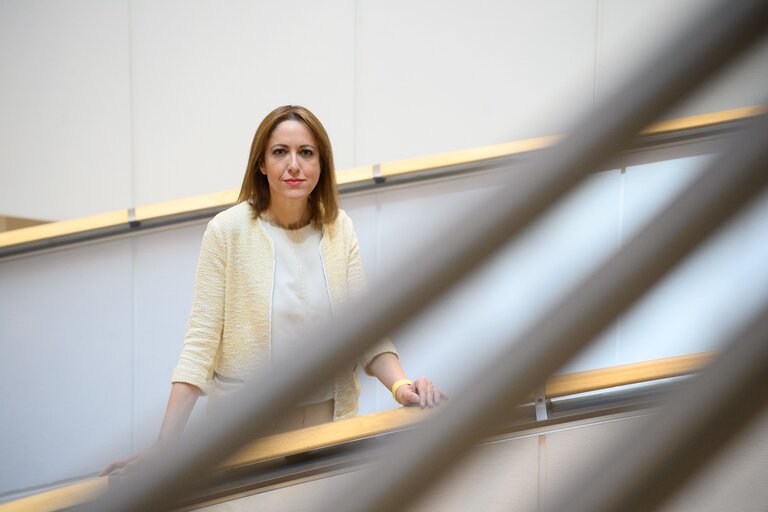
[284,179,305,186]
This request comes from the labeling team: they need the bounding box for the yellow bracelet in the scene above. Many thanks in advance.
[391,379,414,404]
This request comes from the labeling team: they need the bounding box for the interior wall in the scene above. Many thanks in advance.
[0,0,133,221]
[2,0,767,222]
[2,0,768,501]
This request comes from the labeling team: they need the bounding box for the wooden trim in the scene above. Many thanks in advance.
[0,210,129,248]
[643,105,765,135]
[0,352,712,511]
[379,136,559,177]
[221,405,431,468]
[134,190,238,222]
[0,479,107,512]
[544,352,712,399]
[337,165,374,185]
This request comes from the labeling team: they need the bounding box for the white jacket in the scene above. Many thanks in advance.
[172,201,396,419]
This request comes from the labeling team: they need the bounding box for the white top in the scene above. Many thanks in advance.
[262,219,334,404]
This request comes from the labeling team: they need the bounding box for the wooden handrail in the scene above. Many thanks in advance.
[0,479,106,512]
[380,105,764,178]
[545,351,711,398]
[0,210,130,250]
[1,106,763,255]
[0,351,711,511]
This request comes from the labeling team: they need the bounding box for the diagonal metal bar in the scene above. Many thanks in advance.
[540,300,768,512]
[79,0,768,510]
[324,108,768,512]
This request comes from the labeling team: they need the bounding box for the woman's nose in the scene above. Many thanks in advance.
[287,152,300,171]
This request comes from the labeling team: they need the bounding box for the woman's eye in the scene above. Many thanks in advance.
[273,148,286,156]
[301,149,314,157]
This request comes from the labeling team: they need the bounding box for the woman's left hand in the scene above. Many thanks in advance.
[396,377,446,408]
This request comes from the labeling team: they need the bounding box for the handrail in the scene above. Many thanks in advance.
[0,105,762,258]
[0,480,106,512]
[545,351,711,399]
[0,209,130,253]
[224,352,713,466]
[0,352,712,512]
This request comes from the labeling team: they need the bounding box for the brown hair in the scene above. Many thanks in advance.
[237,105,339,226]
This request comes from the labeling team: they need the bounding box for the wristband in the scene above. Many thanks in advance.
[391,379,414,404]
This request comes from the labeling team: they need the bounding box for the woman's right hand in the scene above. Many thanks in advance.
[99,439,171,477]
[100,382,200,477]
[99,446,154,477]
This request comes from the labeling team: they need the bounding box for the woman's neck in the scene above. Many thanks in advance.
[265,200,311,229]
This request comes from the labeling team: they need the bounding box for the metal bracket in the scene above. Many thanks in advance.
[373,164,386,184]
[128,207,141,228]
[534,386,549,421]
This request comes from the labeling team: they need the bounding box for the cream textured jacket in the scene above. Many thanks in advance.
[172,201,397,420]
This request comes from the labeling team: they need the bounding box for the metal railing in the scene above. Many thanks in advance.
[78,0,768,510]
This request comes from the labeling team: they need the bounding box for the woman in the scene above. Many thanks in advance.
[102,105,441,475]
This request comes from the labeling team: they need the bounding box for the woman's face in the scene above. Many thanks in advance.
[260,119,321,207]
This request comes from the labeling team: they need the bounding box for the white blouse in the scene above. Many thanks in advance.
[262,220,334,404]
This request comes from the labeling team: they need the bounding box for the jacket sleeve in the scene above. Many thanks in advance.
[344,215,399,374]
[171,219,227,394]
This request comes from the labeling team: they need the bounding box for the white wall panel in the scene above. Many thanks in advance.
[540,414,648,510]
[341,193,380,292]
[355,0,598,166]
[596,0,768,119]
[0,0,132,221]
[618,157,768,364]
[340,193,386,415]
[406,434,539,512]
[620,155,712,242]
[0,240,134,494]
[130,0,356,207]
[197,466,372,511]
[660,405,768,512]
[131,221,208,451]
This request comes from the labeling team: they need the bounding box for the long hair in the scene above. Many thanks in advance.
[237,105,339,226]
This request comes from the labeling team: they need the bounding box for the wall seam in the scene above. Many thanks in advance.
[537,435,546,511]
[374,194,383,412]
[130,238,138,454]
[592,0,603,113]
[128,0,137,213]
[352,0,359,166]
[128,0,137,454]
[616,165,627,363]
